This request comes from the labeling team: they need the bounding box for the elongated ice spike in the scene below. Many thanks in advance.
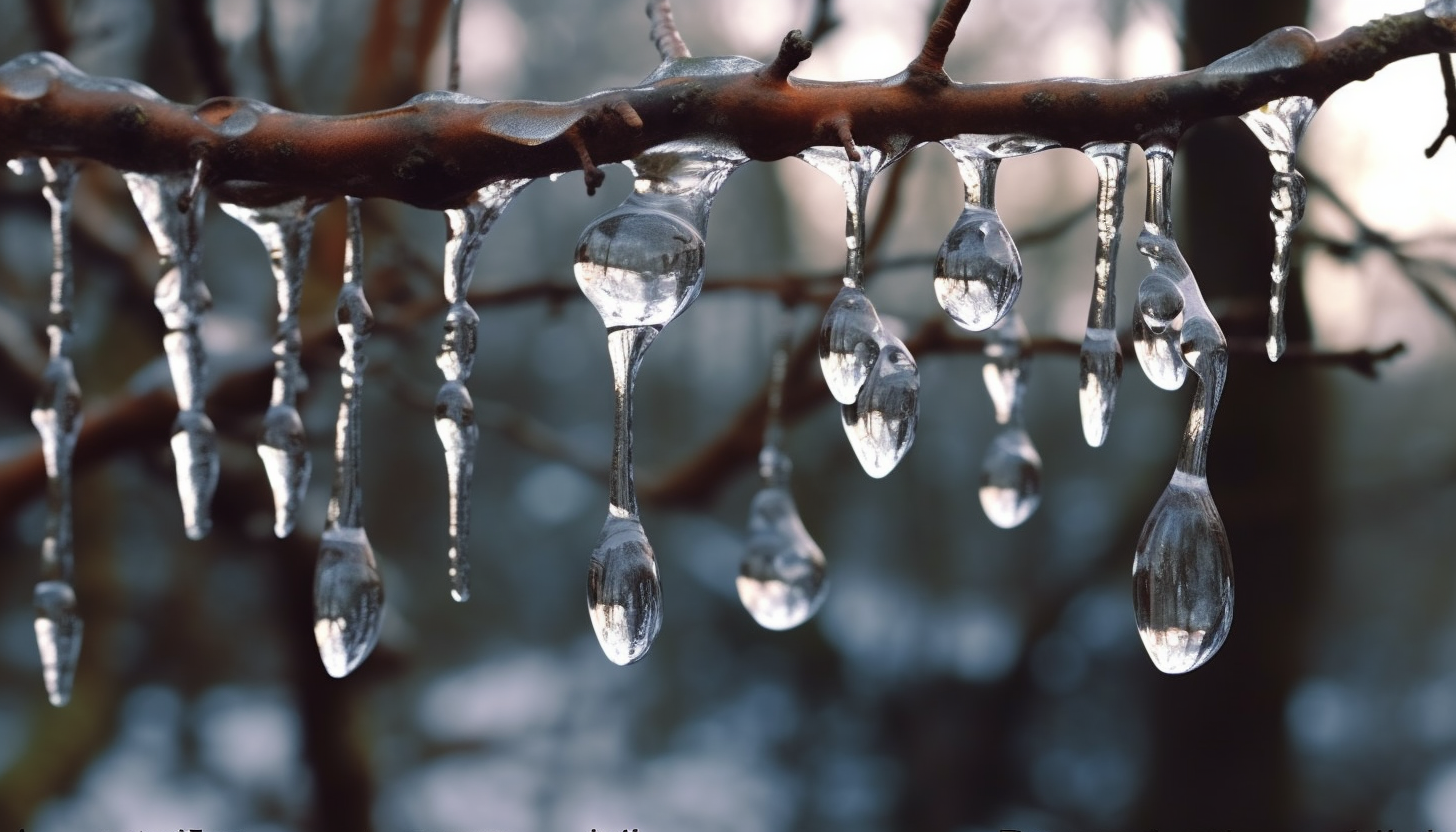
[933,134,1055,333]
[221,198,325,538]
[575,137,747,664]
[314,197,384,679]
[1132,229,1234,674]
[979,312,1041,529]
[1078,142,1130,447]
[124,163,218,540]
[435,179,530,603]
[1239,96,1317,361]
[1133,145,1187,391]
[739,318,828,630]
[33,158,83,707]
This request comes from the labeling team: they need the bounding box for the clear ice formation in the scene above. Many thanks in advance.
[1131,230,1235,675]
[842,333,920,479]
[220,198,326,538]
[436,178,531,603]
[798,138,910,406]
[1133,145,1188,391]
[124,164,219,540]
[739,328,828,630]
[574,138,748,664]
[934,134,1055,333]
[1428,0,1456,19]
[32,158,83,707]
[1078,142,1130,447]
[1203,26,1315,76]
[1239,96,1317,361]
[978,312,1041,529]
[315,197,384,679]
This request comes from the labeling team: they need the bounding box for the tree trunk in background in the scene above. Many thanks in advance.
[1134,0,1319,825]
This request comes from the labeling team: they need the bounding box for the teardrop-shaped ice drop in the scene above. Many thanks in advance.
[313,526,385,678]
[434,380,477,603]
[574,207,706,330]
[737,486,828,631]
[1138,268,1185,333]
[819,285,885,405]
[1078,328,1122,447]
[258,403,310,538]
[436,302,479,382]
[1133,270,1187,390]
[34,579,82,706]
[586,514,662,666]
[933,206,1023,332]
[978,426,1042,529]
[1133,471,1234,674]
[841,336,919,478]
[170,410,219,540]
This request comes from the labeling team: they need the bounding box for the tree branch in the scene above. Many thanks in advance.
[1,12,1451,208]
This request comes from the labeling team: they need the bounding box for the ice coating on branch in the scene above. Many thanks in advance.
[314,526,385,679]
[1428,0,1456,19]
[799,138,912,405]
[1239,96,1317,361]
[576,140,747,664]
[435,179,530,603]
[738,331,828,630]
[125,165,219,540]
[1132,230,1234,674]
[978,312,1041,529]
[842,334,919,479]
[0,50,167,102]
[194,97,282,139]
[1078,142,1130,447]
[1203,26,1316,76]
[1133,145,1187,391]
[31,158,83,707]
[220,198,325,537]
[644,55,763,83]
[933,134,1055,333]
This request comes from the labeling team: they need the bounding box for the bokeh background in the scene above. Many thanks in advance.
[3,0,1456,829]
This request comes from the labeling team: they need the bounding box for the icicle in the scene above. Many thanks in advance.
[1133,145,1187,391]
[739,316,828,630]
[1239,96,1317,361]
[978,312,1041,529]
[575,138,748,664]
[124,163,219,540]
[797,139,909,405]
[33,158,82,707]
[841,334,919,479]
[220,198,327,538]
[933,134,1055,333]
[1132,230,1234,674]
[1078,142,1130,447]
[435,179,530,603]
[314,197,384,679]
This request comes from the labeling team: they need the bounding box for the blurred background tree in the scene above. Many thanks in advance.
[2,0,1456,830]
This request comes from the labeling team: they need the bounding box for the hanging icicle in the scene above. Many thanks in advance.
[435,178,530,603]
[979,311,1042,529]
[738,313,829,630]
[314,197,385,679]
[31,158,83,707]
[575,136,747,664]
[1077,142,1130,447]
[220,198,326,538]
[1239,96,1317,361]
[1132,144,1188,391]
[1131,229,1235,674]
[124,162,219,540]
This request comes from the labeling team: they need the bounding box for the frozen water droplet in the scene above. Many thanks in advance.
[643,55,764,83]
[934,207,1022,331]
[819,285,885,405]
[437,302,479,380]
[171,410,219,540]
[194,97,279,138]
[1428,0,1456,19]
[1132,297,1186,391]
[738,486,828,630]
[1204,26,1315,75]
[1240,97,1317,361]
[1078,142,1130,447]
[258,404,310,538]
[575,207,705,328]
[0,51,76,100]
[434,380,477,603]
[1133,472,1233,674]
[587,514,662,665]
[979,427,1042,529]
[1138,267,1185,333]
[34,579,82,707]
[841,335,919,478]
[313,527,385,678]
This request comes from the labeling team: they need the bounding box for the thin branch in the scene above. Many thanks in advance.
[647,0,691,61]
[2,12,1451,209]
[1427,53,1456,157]
[907,0,971,80]
[446,0,463,93]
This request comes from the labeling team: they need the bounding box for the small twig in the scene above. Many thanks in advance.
[1427,53,1456,158]
[647,0,690,61]
[763,30,814,84]
[907,0,972,80]
[177,0,234,99]
[446,0,463,93]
